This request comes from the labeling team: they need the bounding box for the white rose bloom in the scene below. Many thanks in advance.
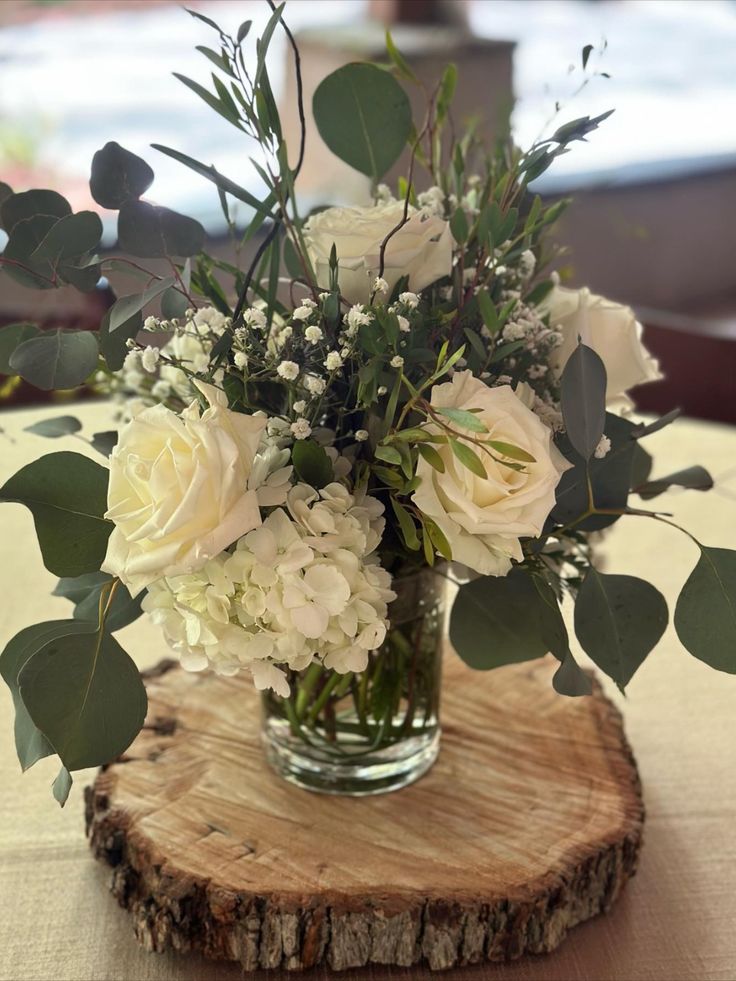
[103,381,266,595]
[303,202,452,305]
[412,371,568,577]
[542,285,661,405]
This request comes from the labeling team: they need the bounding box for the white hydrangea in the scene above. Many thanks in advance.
[142,485,394,695]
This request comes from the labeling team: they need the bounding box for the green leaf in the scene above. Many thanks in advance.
[450,207,468,243]
[451,569,557,670]
[0,189,71,234]
[675,546,736,673]
[0,620,84,771]
[630,442,653,489]
[90,430,118,457]
[9,329,98,390]
[52,766,73,807]
[375,444,402,466]
[553,413,638,531]
[418,442,445,473]
[436,63,457,122]
[0,451,112,577]
[90,142,154,209]
[424,517,452,561]
[291,440,333,489]
[581,43,594,70]
[575,569,668,690]
[0,323,40,374]
[0,181,13,229]
[450,438,486,478]
[552,650,592,697]
[99,308,141,372]
[160,285,189,320]
[237,20,252,43]
[72,580,144,632]
[636,465,713,500]
[487,440,535,463]
[313,63,412,181]
[173,72,243,129]
[151,145,276,218]
[390,497,420,551]
[118,201,204,258]
[2,214,59,289]
[631,407,681,439]
[436,406,488,433]
[52,572,110,605]
[476,290,500,334]
[19,627,147,771]
[108,277,174,333]
[385,29,418,83]
[560,342,607,459]
[31,211,103,264]
[24,416,82,439]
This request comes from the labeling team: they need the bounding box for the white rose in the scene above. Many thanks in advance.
[411,371,567,577]
[103,381,266,595]
[543,285,661,405]
[303,202,453,305]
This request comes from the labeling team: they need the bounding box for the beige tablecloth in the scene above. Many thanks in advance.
[1,401,735,981]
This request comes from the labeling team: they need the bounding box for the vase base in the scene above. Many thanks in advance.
[261,722,441,796]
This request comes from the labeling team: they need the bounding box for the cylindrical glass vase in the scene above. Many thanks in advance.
[261,566,446,795]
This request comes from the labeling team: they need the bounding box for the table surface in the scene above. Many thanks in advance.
[1,400,735,981]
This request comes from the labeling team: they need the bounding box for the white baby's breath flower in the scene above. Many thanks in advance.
[519,249,536,279]
[290,418,312,440]
[377,385,388,396]
[143,316,159,331]
[234,351,247,369]
[293,399,306,414]
[141,346,160,373]
[277,360,300,381]
[373,276,389,295]
[346,304,373,330]
[355,429,369,442]
[123,350,140,373]
[192,352,210,374]
[399,291,419,309]
[390,355,404,369]
[594,434,612,459]
[151,380,171,401]
[304,374,326,396]
[397,315,410,333]
[304,325,323,344]
[243,307,268,330]
[324,351,343,371]
[292,305,313,321]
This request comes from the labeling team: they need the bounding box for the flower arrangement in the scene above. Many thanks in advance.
[1,4,733,801]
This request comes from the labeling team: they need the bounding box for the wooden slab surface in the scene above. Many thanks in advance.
[85,653,643,973]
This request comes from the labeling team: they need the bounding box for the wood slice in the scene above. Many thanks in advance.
[85,654,643,973]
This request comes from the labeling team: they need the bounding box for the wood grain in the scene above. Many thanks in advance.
[85,654,643,973]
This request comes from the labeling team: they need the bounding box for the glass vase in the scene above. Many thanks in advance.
[261,566,446,796]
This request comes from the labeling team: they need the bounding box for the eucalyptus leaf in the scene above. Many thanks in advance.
[52,572,110,605]
[52,766,73,807]
[108,277,174,333]
[9,329,99,390]
[560,342,607,459]
[19,627,147,771]
[675,546,736,673]
[313,63,412,181]
[90,430,119,457]
[99,308,142,372]
[636,465,713,500]
[90,142,154,209]
[552,649,592,697]
[31,211,103,264]
[0,189,71,234]
[575,568,668,690]
[0,620,85,771]
[24,416,82,439]
[0,451,112,577]
[0,323,40,374]
[73,580,144,632]
[451,569,559,670]
[291,440,333,489]
[118,201,205,258]
[2,214,58,289]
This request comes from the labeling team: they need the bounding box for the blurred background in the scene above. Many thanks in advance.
[1,0,735,420]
